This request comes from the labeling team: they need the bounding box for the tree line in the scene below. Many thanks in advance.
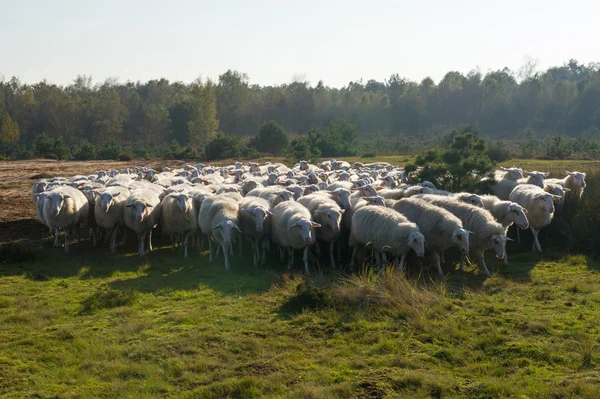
[1,59,599,160]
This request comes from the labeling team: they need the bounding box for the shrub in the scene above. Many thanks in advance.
[308,120,358,157]
[545,135,573,160]
[520,139,539,159]
[285,137,318,163]
[97,141,122,160]
[205,132,243,160]
[117,152,133,161]
[486,140,511,162]
[361,152,376,158]
[72,139,97,160]
[250,121,289,156]
[34,132,55,158]
[405,127,496,193]
[44,152,58,160]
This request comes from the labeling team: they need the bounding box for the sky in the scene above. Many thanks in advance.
[0,0,597,88]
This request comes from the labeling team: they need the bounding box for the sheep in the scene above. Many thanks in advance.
[124,189,162,257]
[31,180,48,203]
[354,195,386,210]
[495,166,524,181]
[509,184,559,253]
[297,194,345,268]
[238,196,272,267]
[271,201,320,274]
[349,206,425,271]
[160,193,198,258]
[198,195,241,270]
[416,195,509,276]
[379,186,430,200]
[543,183,570,211]
[42,186,89,254]
[481,195,529,264]
[388,198,471,277]
[545,171,586,203]
[492,168,538,200]
[452,193,485,208]
[517,171,548,189]
[246,186,294,206]
[94,186,131,253]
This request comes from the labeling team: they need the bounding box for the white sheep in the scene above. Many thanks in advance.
[238,196,272,267]
[417,195,508,276]
[198,195,241,270]
[94,186,131,253]
[297,194,345,268]
[246,186,294,206]
[124,189,162,257]
[42,186,89,254]
[545,171,586,203]
[160,193,198,258]
[543,183,570,211]
[349,206,425,271]
[481,195,529,264]
[509,184,559,253]
[271,201,320,274]
[388,198,471,277]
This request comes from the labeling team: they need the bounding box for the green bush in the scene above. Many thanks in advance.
[486,140,511,162]
[97,141,122,160]
[520,139,539,159]
[52,138,70,160]
[205,132,243,160]
[117,152,133,161]
[285,137,319,163]
[250,121,289,156]
[72,139,97,160]
[34,132,55,158]
[308,120,358,157]
[545,135,573,160]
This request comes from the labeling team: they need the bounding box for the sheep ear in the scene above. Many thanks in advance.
[566,171,573,175]
[266,210,273,216]
[543,172,550,177]
[310,222,321,228]
[112,192,120,198]
[125,204,133,207]
[376,187,383,191]
[522,208,528,213]
[232,222,242,232]
[145,203,154,207]
[500,166,507,171]
[563,188,571,193]
[551,194,562,199]
[340,209,345,214]
[63,194,72,199]
[524,171,531,176]
[466,230,474,234]
[506,237,514,242]
[382,245,392,250]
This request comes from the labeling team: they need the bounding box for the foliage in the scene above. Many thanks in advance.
[97,141,122,160]
[486,140,511,162]
[250,121,289,156]
[545,135,573,160]
[285,136,319,163]
[188,78,219,149]
[308,120,358,157]
[71,138,97,160]
[407,128,496,192]
[0,112,20,144]
[33,132,69,160]
[205,132,243,160]
[117,152,132,161]
[520,139,539,159]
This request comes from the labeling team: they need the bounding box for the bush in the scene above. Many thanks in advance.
[361,152,376,158]
[486,140,511,162]
[406,127,496,193]
[545,135,573,160]
[285,137,318,163]
[117,152,133,161]
[520,139,539,159]
[205,132,243,160]
[250,121,289,156]
[72,139,97,160]
[308,120,358,157]
[52,138,70,160]
[44,152,58,160]
[97,141,122,160]
[34,132,55,158]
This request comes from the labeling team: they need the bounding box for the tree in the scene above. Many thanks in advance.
[188,78,219,149]
[0,113,20,144]
[250,121,289,156]
[406,128,496,192]
[205,132,243,160]
[216,70,250,135]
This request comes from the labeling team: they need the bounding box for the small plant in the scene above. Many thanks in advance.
[117,152,133,161]
[545,135,573,160]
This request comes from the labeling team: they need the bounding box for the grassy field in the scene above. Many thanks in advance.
[1,157,600,398]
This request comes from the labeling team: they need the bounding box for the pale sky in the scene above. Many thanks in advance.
[0,0,597,87]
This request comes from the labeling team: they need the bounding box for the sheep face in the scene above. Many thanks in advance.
[501,167,523,180]
[460,194,484,208]
[213,220,241,245]
[567,171,586,188]
[383,176,396,188]
[490,235,507,259]
[289,219,320,244]
[408,231,426,257]
[302,185,319,196]
[362,196,385,207]
[451,228,471,255]
[245,207,271,232]
[316,209,344,232]
[278,191,294,202]
[419,181,436,189]
[358,185,378,197]
[525,171,547,187]
[286,186,303,200]
[99,192,120,213]
[267,173,278,185]
[338,172,350,181]
[534,192,556,214]
[175,194,192,213]
[126,201,153,222]
[47,192,71,216]
[507,204,529,229]
[329,189,351,209]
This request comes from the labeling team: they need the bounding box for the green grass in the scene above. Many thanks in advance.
[0,183,23,190]
[1,238,599,398]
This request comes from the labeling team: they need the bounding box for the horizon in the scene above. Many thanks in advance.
[1,0,598,88]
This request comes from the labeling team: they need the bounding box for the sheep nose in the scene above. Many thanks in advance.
[257,227,263,232]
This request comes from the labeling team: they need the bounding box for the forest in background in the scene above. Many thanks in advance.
[1,58,599,161]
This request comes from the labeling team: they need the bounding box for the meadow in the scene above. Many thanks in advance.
[1,157,599,398]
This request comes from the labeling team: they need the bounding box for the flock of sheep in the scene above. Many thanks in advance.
[30,160,587,277]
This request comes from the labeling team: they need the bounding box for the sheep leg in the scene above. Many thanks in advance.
[280,246,285,262]
[238,238,242,256]
[503,252,509,265]
[147,230,153,252]
[329,241,336,269]
[433,252,444,277]
[350,246,356,267]
[91,228,97,247]
[110,227,119,254]
[398,253,406,273]
[440,251,446,263]
[209,238,214,263]
[303,246,310,275]
[261,240,267,265]
[215,243,222,259]
[183,233,189,259]
[337,240,342,262]
[54,228,61,247]
[315,242,321,257]
[531,227,542,252]
[137,232,145,257]
[381,252,388,265]
[375,251,382,269]
[476,250,491,277]
[223,244,231,271]
[516,226,521,245]
[64,228,70,254]
[171,236,176,252]
[121,225,128,245]
[459,255,466,271]
[290,248,295,267]
[252,241,258,267]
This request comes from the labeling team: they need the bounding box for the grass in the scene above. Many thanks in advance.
[1,237,599,398]
[0,183,22,190]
